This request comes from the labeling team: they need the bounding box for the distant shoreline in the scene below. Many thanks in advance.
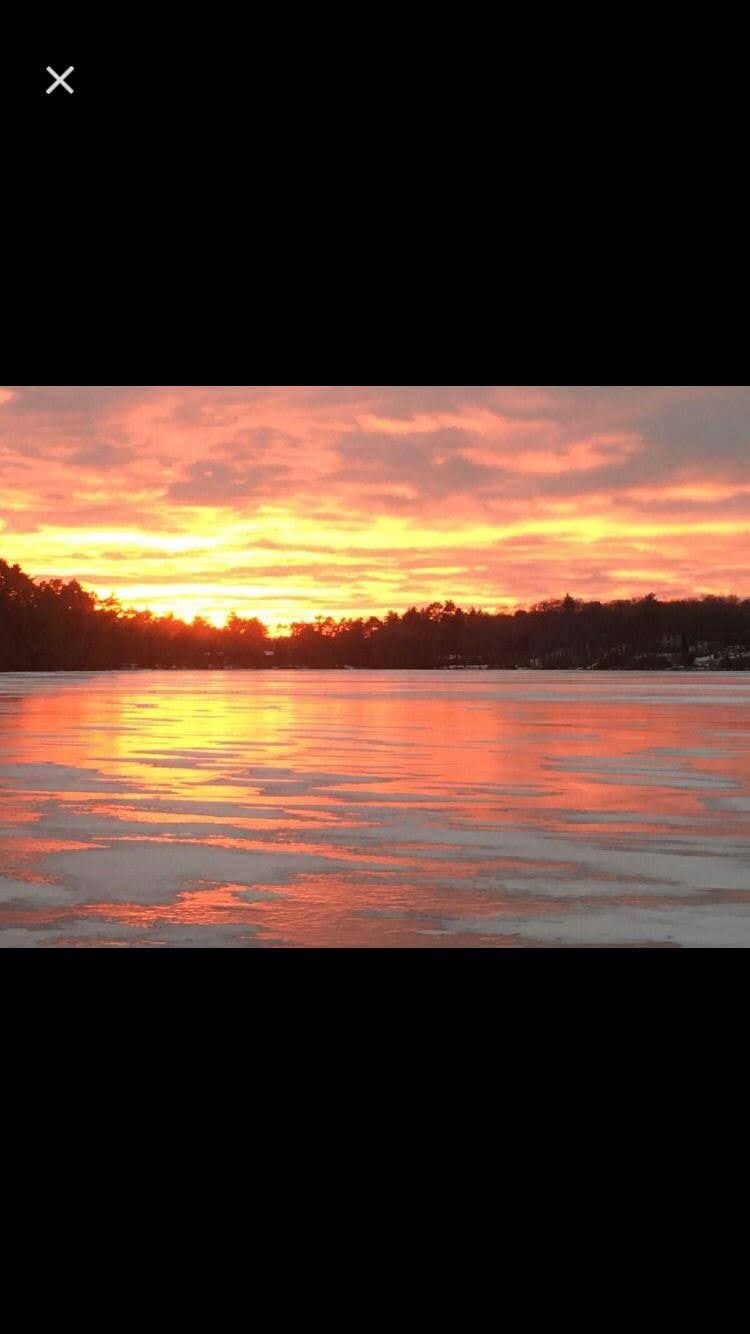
[2,664,748,675]
[4,561,750,672]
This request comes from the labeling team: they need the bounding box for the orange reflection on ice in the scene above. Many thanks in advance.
[1,670,750,946]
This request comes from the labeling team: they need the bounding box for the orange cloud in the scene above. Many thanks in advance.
[1,386,749,628]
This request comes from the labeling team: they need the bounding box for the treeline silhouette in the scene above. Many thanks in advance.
[3,557,750,671]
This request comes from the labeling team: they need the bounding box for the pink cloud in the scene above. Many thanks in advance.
[1,386,749,625]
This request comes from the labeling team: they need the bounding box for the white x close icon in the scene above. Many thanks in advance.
[46,65,74,94]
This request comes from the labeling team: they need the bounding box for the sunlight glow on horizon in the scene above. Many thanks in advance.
[2,386,749,626]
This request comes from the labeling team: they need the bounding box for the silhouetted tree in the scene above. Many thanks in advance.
[2,557,750,672]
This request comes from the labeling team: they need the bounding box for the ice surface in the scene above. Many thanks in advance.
[1,669,749,947]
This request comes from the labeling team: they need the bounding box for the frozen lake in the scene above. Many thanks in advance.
[1,669,749,947]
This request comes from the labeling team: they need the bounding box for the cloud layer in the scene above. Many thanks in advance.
[1,386,749,627]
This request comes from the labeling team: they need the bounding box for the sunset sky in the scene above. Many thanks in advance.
[1,385,749,630]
